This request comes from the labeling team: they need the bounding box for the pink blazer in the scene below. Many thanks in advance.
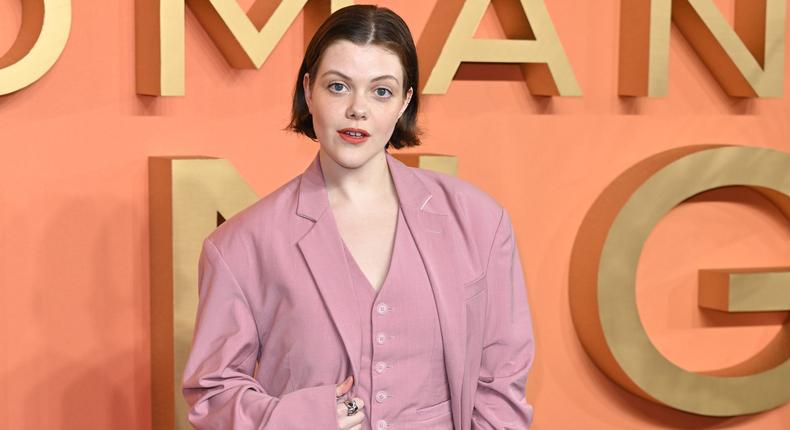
[182,151,535,429]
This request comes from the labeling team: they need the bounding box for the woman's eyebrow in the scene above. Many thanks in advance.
[371,75,400,85]
[321,70,400,85]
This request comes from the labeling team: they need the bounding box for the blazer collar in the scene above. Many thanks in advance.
[294,150,466,430]
[295,150,436,221]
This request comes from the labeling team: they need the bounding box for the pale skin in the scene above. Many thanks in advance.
[302,39,413,429]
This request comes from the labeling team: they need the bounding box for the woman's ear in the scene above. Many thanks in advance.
[302,72,312,113]
[398,87,414,119]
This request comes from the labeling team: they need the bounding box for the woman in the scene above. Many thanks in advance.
[182,5,535,430]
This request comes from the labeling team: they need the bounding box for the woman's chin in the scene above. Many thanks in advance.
[322,141,383,168]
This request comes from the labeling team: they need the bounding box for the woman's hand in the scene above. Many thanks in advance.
[335,376,365,430]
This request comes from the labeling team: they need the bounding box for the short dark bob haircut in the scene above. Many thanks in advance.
[288,5,422,150]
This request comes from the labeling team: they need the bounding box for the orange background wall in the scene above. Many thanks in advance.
[1,0,789,428]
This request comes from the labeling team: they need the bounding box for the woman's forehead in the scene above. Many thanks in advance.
[316,40,404,83]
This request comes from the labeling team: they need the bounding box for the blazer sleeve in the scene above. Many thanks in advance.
[471,208,536,429]
[182,238,338,430]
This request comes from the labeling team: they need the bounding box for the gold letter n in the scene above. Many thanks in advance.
[619,0,786,97]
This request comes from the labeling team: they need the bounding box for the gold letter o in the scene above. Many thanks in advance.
[0,0,71,95]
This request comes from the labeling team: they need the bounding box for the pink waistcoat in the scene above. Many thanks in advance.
[341,206,453,430]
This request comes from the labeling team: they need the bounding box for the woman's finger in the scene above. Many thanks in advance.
[337,412,365,430]
[336,398,365,417]
[336,397,365,429]
[335,375,353,397]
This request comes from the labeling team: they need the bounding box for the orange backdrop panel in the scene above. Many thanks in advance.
[1,0,788,428]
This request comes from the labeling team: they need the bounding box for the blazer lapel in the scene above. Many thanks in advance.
[295,151,466,430]
[295,153,363,389]
[387,152,466,430]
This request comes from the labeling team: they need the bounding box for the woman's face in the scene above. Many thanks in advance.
[303,40,413,169]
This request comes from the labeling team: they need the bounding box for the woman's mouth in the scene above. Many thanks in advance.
[337,128,370,144]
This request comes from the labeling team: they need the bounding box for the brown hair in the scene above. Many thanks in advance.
[287,5,421,150]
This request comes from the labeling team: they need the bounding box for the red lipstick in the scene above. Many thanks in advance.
[337,128,370,144]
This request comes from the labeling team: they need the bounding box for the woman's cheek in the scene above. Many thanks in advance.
[311,110,332,139]
[380,105,402,131]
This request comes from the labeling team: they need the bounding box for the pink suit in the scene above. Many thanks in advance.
[182,150,536,429]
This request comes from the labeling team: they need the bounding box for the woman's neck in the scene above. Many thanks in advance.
[319,149,398,210]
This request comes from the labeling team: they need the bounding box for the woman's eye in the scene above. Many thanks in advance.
[375,87,392,97]
[328,83,346,93]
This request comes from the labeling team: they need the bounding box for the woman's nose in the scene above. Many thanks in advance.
[346,93,368,120]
